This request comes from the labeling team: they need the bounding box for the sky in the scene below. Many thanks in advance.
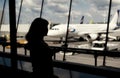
[0,0,120,24]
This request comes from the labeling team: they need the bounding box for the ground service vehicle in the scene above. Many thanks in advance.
[91,41,118,51]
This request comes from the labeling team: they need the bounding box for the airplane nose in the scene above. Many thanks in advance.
[47,31,54,36]
[47,30,61,37]
[47,30,65,37]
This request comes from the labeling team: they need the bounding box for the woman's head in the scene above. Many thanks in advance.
[29,17,49,36]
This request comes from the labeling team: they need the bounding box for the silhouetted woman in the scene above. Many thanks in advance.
[25,18,55,78]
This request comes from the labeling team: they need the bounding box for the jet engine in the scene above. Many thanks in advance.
[88,33,99,40]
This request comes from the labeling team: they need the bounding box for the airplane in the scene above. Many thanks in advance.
[44,15,85,42]
[0,19,66,49]
[0,20,55,45]
[47,10,120,43]
[0,14,85,39]
[0,19,55,38]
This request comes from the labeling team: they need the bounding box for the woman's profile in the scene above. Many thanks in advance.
[25,17,58,78]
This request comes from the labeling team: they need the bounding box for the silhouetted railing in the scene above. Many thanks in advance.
[0,45,120,77]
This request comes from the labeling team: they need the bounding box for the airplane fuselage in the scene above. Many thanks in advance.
[47,23,117,37]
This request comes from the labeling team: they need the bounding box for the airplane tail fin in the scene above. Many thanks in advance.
[80,16,84,24]
[110,9,120,25]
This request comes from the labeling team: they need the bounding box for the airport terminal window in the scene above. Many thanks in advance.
[0,0,120,78]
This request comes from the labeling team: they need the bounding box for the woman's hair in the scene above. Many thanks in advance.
[28,18,49,35]
[26,17,49,41]
[30,18,48,30]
